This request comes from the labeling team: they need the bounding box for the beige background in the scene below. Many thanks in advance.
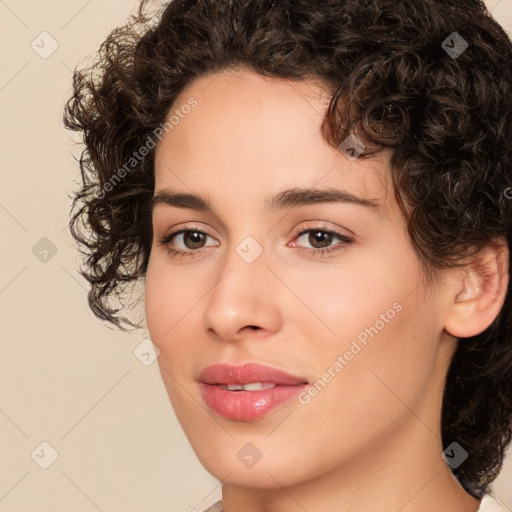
[0,1,511,510]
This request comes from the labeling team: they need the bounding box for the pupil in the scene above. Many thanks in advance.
[186,232,204,248]
[310,230,330,248]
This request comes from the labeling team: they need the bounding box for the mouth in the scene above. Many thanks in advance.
[198,363,309,421]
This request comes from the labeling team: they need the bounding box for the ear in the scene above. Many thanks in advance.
[444,237,510,339]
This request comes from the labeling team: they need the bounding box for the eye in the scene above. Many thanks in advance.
[157,226,218,258]
[291,225,354,257]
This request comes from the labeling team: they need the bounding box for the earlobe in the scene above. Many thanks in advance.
[444,238,510,339]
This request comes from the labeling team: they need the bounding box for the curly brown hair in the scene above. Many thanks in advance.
[63,0,512,498]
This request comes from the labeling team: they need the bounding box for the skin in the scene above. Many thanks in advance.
[144,67,508,512]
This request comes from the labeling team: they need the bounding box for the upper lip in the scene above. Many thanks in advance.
[198,362,309,386]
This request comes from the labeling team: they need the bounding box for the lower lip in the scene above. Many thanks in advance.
[199,383,307,421]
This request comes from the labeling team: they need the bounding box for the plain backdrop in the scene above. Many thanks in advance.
[0,0,511,511]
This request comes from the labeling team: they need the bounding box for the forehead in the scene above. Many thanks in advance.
[153,67,392,213]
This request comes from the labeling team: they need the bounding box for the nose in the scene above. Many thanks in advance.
[202,240,283,342]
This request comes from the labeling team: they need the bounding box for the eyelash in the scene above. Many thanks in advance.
[157,223,354,259]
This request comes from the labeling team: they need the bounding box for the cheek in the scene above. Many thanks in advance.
[144,257,205,398]
[144,264,194,418]
[288,244,438,410]
[299,287,441,448]
[144,256,197,341]
[283,253,410,362]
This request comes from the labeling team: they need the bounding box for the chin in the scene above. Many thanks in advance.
[188,433,318,490]
[202,457,304,489]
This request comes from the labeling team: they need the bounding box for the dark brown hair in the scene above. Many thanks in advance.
[63,0,512,497]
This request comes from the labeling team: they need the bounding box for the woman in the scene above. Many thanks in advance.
[64,0,512,510]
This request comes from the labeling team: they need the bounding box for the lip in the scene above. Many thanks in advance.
[198,362,308,386]
[198,363,309,421]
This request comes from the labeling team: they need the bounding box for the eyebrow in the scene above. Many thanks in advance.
[149,187,381,214]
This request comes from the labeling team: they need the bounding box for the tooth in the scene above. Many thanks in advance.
[242,382,263,391]
[220,382,278,391]
[242,382,277,391]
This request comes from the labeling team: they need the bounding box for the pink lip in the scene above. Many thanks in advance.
[198,363,309,421]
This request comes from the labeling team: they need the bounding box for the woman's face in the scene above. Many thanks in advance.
[145,67,456,489]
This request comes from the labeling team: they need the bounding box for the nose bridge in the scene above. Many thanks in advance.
[202,232,280,337]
